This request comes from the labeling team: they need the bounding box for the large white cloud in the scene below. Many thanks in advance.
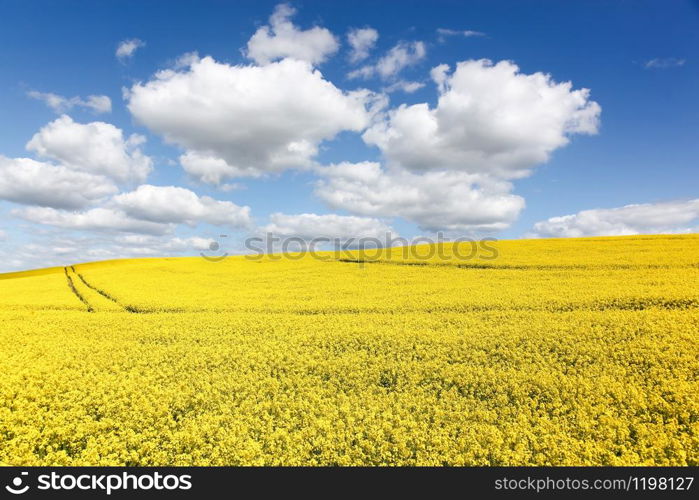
[245,3,338,66]
[112,185,252,228]
[529,199,699,238]
[315,162,524,232]
[263,212,393,241]
[26,115,153,183]
[127,56,381,182]
[363,59,601,178]
[0,156,116,209]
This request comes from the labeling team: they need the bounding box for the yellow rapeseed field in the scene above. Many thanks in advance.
[0,235,697,466]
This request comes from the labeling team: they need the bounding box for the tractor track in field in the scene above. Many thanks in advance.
[72,266,122,304]
[64,267,94,312]
[64,266,138,313]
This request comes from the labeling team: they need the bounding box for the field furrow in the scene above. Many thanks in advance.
[65,266,126,313]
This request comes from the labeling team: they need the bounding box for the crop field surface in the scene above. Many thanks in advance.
[0,235,697,466]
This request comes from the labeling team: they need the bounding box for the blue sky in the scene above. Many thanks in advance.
[0,0,697,271]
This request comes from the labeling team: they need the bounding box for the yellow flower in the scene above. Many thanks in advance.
[0,234,697,465]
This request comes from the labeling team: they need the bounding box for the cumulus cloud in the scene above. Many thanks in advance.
[324,59,601,233]
[114,234,216,252]
[0,156,117,209]
[348,41,426,80]
[644,58,685,69]
[13,207,172,235]
[11,185,251,236]
[245,3,339,65]
[28,91,112,114]
[363,59,601,178]
[127,56,381,182]
[179,151,264,184]
[116,38,145,61]
[529,199,699,238]
[347,27,378,63]
[263,212,393,241]
[315,162,524,232]
[26,115,153,183]
[112,185,252,228]
[374,41,426,79]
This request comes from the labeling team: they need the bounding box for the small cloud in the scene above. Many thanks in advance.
[348,41,426,81]
[347,65,375,80]
[347,27,379,63]
[437,28,486,43]
[116,38,145,62]
[245,3,338,66]
[644,57,685,69]
[219,183,246,192]
[383,80,425,93]
[27,91,111,114]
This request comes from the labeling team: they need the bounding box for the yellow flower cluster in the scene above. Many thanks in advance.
[0,235,697,465]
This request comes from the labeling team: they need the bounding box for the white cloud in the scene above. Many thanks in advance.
[376,41,426,79]
[245,3,338,65]
[179,151,263,184]
[644,58,685,69]
[116,38,145,61]
[115,234,216,252]
[436,28,486,42]
[315,162,524,232]
[529,199,699,238]
[347,27,378,63]
[346,65,375,80]
[176,236,217,251]
[26,115,153,183]
[384,80,425,93]
[8,183,251,236]
[349,41,426,80]
[112,185,252,228]
[127,55,381,182]
[430,63,450,93]
[13,207,172,235]
[28,91,112,114]
[0,232,224,272]
[0,156,117,209]
[219,182,245,192]
[363,59,601,179]
[263,212,393,241]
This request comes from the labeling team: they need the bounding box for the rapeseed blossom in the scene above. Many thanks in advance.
[0,235,697,465]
